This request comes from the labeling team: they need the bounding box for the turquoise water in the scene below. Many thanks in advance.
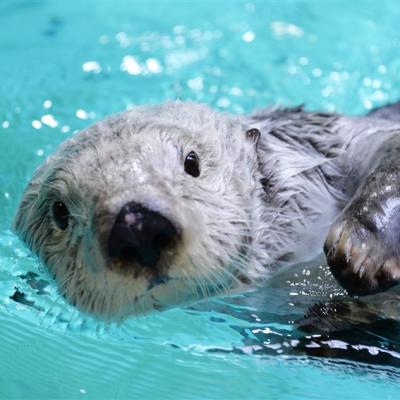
[1,0,400,398]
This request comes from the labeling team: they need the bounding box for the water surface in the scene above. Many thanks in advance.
[1,0,400,398]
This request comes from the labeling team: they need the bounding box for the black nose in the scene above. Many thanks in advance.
[108,202,179,268]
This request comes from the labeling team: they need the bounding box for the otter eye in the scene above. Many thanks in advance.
[184,151,200,178]
[52,201,69,230]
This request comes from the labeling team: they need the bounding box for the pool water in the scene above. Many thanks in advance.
[1,0,400,398]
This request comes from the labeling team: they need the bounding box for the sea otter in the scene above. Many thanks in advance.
[13,101,400,320]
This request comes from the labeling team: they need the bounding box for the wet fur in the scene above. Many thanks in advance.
[14,101,400,320]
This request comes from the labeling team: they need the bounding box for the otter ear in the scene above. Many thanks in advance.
[245,128,261,145]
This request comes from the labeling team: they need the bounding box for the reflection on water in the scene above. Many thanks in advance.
[4,232,400,370]
[2,226,400,397]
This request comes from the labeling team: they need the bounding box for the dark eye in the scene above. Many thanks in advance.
[52,201,69,230]
[184,151,200,177]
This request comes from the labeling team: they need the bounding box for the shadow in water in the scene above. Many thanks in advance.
[191,260,400,370]
[8,256,400,370]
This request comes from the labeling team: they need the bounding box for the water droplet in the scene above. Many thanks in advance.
[116,32,130,47]
[271,21,304,37]
[363,77,372,86]
[242,31,255,42]
[363,99,373,109]
[32,120,42,129]
[76,109,89,120]
[82,61,102,73]
[378,64,387,74]
[217,97,230,108]
[187,77,203,91]
[230,87,242,96]
[312,68,322,77]
[41,114,58,128]
[146,58,162,74]
[121,56,141,75]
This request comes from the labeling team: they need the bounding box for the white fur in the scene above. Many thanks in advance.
[13,102,400,320]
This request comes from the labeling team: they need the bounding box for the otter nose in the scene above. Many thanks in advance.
[108,202,179,268]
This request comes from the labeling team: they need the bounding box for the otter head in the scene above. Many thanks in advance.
[14,102,265,320]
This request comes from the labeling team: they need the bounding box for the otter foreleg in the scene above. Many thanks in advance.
[324,135,400,295]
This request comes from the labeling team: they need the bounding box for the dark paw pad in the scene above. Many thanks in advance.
[324,219,400,296]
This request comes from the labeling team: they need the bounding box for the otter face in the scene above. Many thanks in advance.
[14,102,263,320]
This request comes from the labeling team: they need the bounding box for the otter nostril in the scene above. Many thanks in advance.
[153,233,175,251]
[120,246,140,263]
[108,202,179,269]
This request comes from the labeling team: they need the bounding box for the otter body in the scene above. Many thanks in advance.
[14,102,400,320]
[247,106,400,295]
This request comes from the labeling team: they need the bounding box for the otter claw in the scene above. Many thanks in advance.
[376,258,400,290]
[324,224,343,258]
[324,218,400,296]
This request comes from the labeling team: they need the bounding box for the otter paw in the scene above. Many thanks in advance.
[324,218,400,296]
